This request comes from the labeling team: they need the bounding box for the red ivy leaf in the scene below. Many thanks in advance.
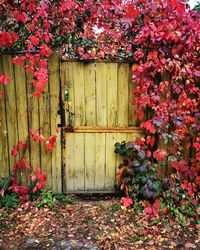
[195,176,200,186]
[147,136,155,147]
[116,169,123,183]
[144,206,153,216]
[121,197,133,208]
[30,35,39,46]
[141,121,156,134]
[46,135,57,152]
[193,70,200,77]
[0,73,10,85]
[152,200,160,214]
[162,206,168,214]
[153,149,167,161]
[11,146,18,157]
[123,3,139,20]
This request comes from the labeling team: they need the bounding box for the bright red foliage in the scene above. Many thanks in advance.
[6,128,57,201]
[46,135,57,152]
[0,73,10,85]
[0,0,199,204]
[121,197,133,208]
[144,200,160,216]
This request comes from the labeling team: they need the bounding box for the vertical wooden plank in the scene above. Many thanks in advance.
[73,62,85,126]
[65,133,75,192]
[128,65,137,126]
[49,54,61,193]
[2,55,18,171]
[14,63,30,184]
[117,64,129,126]
[39,72,51,189]
[105,133,117,190]
[96,63,107,126]
[61,61,76,192]
[73,133,85,190]
[107,63,118,126]
[0,56,9,177]
[26,71,40,173]
[126,132,140,142]
[95,133,106,190]
[84,63,96,126]
[85,133,95,190]
[61,61,75,127]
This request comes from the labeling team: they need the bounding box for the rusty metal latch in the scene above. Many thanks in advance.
[63,125,74,133]
[64,108,75,132]
[57,89,75,131]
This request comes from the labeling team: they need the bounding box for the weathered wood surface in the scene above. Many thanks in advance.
[62,61,141,192]
[0,56,9,177]
[1,56,145,193]
[49,54,62,192]
[0,55,62,192]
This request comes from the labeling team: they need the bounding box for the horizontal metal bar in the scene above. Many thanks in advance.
[68,126,142,133]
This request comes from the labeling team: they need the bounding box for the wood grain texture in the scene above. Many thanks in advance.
[2,55,18,170]
[96,63,107,126]
[63,62,144,192]
[0,56,9,177]
[95,133,106,190]
[39,75,51,189]
[73,133,85,190]
[1,57,155,192]
[65,133,75,192]
[107,63,118,126]
[117,64,129,126]
[26,70,40,172]
[105,133,117,190]
[128,65,136,126]
[14,62,30,184]
[61,61,75,127]
[84,63,96,126]
[73,62,85,126]
[49,54,62,193]
[85,133,95,190]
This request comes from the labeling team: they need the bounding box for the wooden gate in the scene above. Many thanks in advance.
[0,54,142,193]
[61,61,141,192]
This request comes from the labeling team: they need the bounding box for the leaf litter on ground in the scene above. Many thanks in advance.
[0,194,199,250]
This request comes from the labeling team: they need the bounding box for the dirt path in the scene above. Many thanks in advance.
[0,196,199,249]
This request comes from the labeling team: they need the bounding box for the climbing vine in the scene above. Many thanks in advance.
[0,0,199,216]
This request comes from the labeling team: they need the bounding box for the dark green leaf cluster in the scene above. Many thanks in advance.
[193,3,200,12]
[115,141,162,202]
[0,193,18,208]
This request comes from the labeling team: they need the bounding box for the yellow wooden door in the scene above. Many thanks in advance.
[61,61,141,192]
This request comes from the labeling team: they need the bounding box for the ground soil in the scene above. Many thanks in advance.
[0,195,199,250]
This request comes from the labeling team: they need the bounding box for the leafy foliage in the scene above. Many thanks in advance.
[115,140,162,202]
[162,174,200,226]
[0,128,59,208]
[0,193,18,208]
[0,0,199,224]
[111,0,199,222]
[193,3,200,12]
[34,189,74,209]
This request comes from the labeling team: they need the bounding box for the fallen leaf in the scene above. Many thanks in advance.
[185,242,196,249]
